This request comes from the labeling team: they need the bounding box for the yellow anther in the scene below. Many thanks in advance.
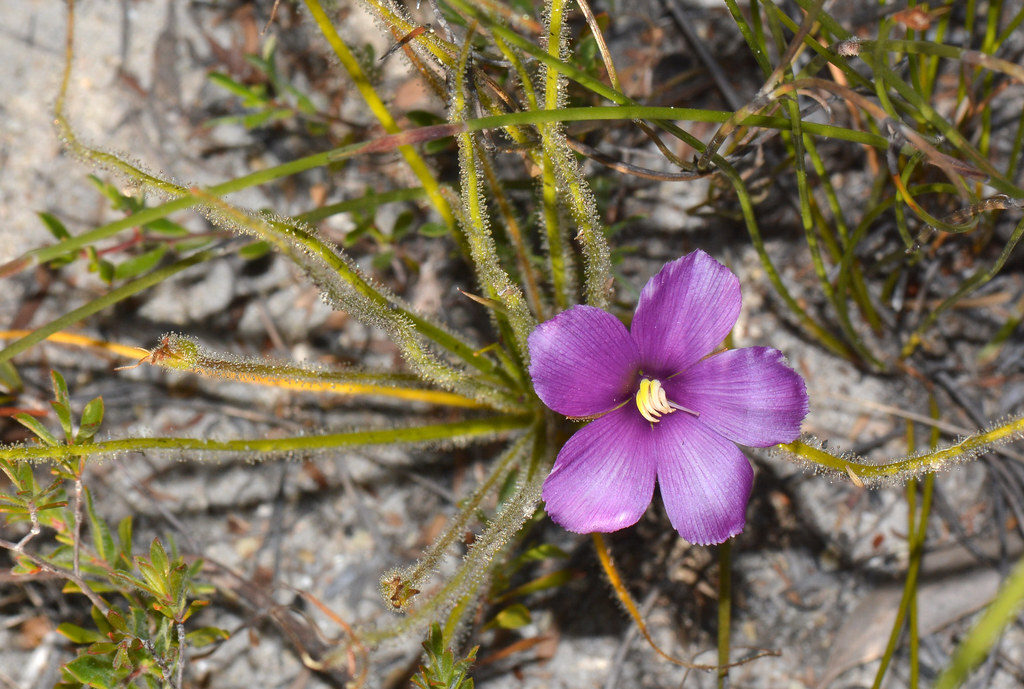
[636,378,675,423]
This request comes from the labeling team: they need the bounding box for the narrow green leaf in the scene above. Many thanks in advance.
[105,608,129,634]
[418,222,449,238]
[935,552,1024,689]
[57,622,107,645]
[107,570,150,596]
[49,370,72,440]
[484,603,532,630]
[85,642,117,654]
[38,212,72,240]
[168,562,189,609]
[405,110,446,127]
[112,246,168,281]
[95,258,115,284]
[13,413,60,446]
[62,654,123,689]
[76,397,105,444]
[0,494,30,512]
[86,174,130,209]
[238,240,272,260]
[423,136,456,155]
[290,87,318,116]
[136,560,167,599]
[516,543,569,563]
[204,114,265,129]
[112,643,131,671]
[241,109,291,129]
[149,538,169,575]
[495,569,573,602]
[85,488,115,566]
[90,601,111,634]
[116,516,133,566]
[143,217,189,237]
[371,250,395,271]
[11,555,42,575]
[208,71,265,102]
[0,360,22,393]
[391,210,415,240]
[186,626,231,647]
[49,402,73,443]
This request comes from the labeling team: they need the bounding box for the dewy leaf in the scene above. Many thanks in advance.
[144,333,492,409]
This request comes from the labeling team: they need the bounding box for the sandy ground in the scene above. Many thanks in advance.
[2,2,1024,689]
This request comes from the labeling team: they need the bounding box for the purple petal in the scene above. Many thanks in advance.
[668,347,808,447]
[654,414,754,545]
[630,251,741,376]
[542,406,656,533]
[528,305,639,418]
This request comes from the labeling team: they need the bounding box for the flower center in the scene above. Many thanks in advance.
[635,378,699,423]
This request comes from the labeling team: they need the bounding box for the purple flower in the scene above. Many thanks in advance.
[528,251,808,545]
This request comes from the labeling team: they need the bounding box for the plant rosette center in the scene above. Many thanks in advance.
[527,250,809,546]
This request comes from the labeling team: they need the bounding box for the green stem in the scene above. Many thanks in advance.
[779,412,1024,485]
[0,415,533,464]
[1,105,888,280]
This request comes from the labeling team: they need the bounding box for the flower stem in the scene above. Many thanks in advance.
[717,540,732,688]
[778,412,1024,485]
[592,533,714,670]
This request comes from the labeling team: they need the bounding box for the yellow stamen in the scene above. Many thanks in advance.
[636,377,700,423]
[636,378,673,423]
